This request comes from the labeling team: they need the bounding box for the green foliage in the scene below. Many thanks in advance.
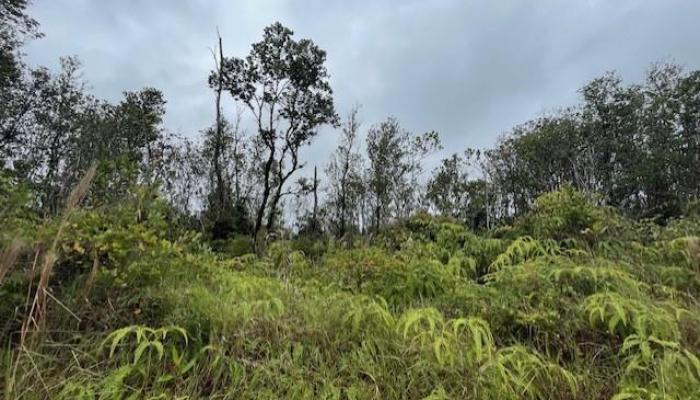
[488,236,561,272]
[3,188,700,400]
[0,169,35,243]
[4,4,700,398]
[583,292,681,340]
[516,185,618,244]
[211,234,255,257]
[484,65,700,222]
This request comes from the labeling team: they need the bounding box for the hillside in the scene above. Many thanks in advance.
[3,1,700,398]
[2,184,700,399]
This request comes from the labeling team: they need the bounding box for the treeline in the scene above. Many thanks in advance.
[485,66,700,221]
[2,1,700,248]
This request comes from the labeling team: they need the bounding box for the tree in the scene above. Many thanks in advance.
[579,71,644,213]
[295,165,324,237]
[427,149,489,229]
[25,57,88,213]
[212,22,338,243]
[480,64,700,222]
[427,152,470,218]
[325,107,365,238]
[202,33,253,239]
[0,0,40,90]
[1,66,49,161]
[70,87,167,206]
[676,70,700,202]
[483,113,585,219]
[201,116,252,239]
[639,63,686,219]
[205,32,232,237]
[0,0,42,159]
[157,134,205,221]
[365,117,440,232]
[114,88,166,165]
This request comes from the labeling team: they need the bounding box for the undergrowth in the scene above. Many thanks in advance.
[1,184,699,399]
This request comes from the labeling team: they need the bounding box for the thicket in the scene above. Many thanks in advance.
[2,175,699,399]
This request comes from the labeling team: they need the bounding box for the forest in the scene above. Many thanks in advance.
[2,1,700,399]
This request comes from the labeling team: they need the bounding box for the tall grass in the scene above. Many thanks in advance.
[20,165,96,346]
[1,185,699,399]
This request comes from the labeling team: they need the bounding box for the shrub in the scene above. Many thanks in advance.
[516,185,619,244]
[3,185,699,400]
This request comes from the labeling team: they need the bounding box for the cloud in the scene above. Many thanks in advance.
[23,0,700,173]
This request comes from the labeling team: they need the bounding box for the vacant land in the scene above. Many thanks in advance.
[3,1,700,398]
[2,187,699,399]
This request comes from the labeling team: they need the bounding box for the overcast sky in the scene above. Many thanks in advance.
[23,0,700,171]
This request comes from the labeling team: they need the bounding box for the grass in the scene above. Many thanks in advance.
[1,187,700,399]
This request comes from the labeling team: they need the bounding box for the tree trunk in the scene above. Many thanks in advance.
[312,165,319,227]
[253,146,275,244]
[213,34,226,213]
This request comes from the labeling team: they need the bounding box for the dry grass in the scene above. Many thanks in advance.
[0,238,23,286]
[20,165,96,346]
[688,237,700,271]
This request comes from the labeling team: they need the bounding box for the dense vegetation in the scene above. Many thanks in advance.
[2,180,700,399]
[2,1,700,399]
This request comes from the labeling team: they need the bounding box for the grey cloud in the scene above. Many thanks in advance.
[23,0,700,171]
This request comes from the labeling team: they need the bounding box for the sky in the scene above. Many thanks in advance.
[23,0,700,172]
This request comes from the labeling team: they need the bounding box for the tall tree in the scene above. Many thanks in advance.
[426,150,488,227]
[201,32,251,239]
[207,32,230,232]
[27,57,87,213]
[365,117,440,232]
[481,64,700,222]
[0,0,40,91]
[325,107,364,238]
[639,63,686,218]
[212,22,337,242]
[676,70,700,202]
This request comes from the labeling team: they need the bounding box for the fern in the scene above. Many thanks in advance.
[615,348,700,399]
[489,236,560,272]
[480,345,578,399]
[98,365,135,400]
[398,307,444,344]
[658,236,700,270]
[343,295,396,338]
[446,317,495,364]
[548,264,643,296]
[582,292,681,340]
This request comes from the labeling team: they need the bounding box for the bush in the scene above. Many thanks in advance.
[3,185,700,400]
[516,185,621,245]
[211,234,255,257]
